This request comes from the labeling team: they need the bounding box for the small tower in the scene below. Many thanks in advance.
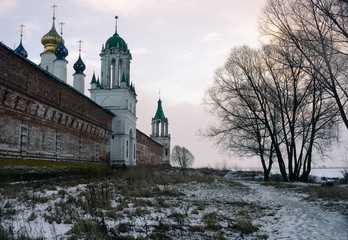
[73,40,86,94]
[40,5,62,74]
[151,98,171,164]
[53,22,69,82]
[90,72,97,89]
[90,17,137,167]
[14,24,28,58]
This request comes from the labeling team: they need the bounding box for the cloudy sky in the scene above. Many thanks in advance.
[4,0,344,169]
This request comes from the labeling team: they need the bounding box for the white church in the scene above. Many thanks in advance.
[13,7,171,166]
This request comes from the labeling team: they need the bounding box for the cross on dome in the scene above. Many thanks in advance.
[52,4,57,21]
[78,40,83,55]
[115,16,118,34]
[19,24,25,40]
[59,22,65,37]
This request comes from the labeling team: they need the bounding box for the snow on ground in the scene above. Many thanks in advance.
[243,182,348,239]
[0,168,347,239]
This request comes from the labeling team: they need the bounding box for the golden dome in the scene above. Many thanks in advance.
[41,23,61,53]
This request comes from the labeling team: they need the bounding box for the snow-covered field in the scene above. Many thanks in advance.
[0,167,347,239]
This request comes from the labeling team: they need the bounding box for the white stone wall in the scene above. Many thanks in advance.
[73,73,85,94]
[40,52,56,74]
[53,59,68,83]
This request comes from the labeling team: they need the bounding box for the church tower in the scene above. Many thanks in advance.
[40,5,62,75]
[90,17,137,166]
[53,22,69,83]
[73,41,86,94]
[151,98,171,164]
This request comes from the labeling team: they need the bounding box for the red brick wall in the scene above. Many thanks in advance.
[0,43,113,163]
[136,129,163,165]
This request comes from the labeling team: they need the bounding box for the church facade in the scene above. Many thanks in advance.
[0,10,170,167]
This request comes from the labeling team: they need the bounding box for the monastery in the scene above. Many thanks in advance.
[0,8,171,167]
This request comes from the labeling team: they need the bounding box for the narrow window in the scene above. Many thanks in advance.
[134,144,136,159]
[126,140,129,158]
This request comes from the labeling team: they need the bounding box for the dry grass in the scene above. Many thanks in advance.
[304,185,348,200]
[233,218,259,234]
[0,166,280,239]
[202,211,222,230]
[262,181,297,189]
[0,157,110,170]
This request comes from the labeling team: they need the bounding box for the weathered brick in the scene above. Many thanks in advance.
[136,129,163,165]
[0,43,113,163]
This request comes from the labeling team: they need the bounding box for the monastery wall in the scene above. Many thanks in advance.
[136,129,163,165]
[0,43,113,163]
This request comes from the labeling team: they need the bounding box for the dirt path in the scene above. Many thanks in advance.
[244,182,348,240]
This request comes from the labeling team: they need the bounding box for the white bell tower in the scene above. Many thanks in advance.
[90,17,137,166]
[151,98,171,165]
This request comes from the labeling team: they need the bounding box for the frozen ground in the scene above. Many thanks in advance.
[243,182,348,239]
[0,168,347,239]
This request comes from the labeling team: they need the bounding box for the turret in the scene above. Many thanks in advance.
[73,40,86,94]
[99,16,132,89]
[151,98,171,164]
[40,5,62,74]
[90,72,97,90]
[53,22,68,82]
[14,24,28,58]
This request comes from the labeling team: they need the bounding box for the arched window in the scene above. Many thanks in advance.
[111,58,116,88]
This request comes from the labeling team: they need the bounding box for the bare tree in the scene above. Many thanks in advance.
[204,46,278,181]
[171,146,195,168]
[261,0,348,130]
[204,43,339,182]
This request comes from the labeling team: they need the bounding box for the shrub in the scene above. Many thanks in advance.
[233,218,258,234]
[169,211,185,227]
[66,219,108,240]
[341,168,348,184]
[202,212,221,230]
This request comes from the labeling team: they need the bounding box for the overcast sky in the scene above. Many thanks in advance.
[2,0,346,168]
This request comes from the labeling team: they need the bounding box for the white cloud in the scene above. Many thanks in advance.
[201,32,223,43]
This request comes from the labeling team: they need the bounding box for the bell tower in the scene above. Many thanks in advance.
[90,17,137,166]
[151,98,171,164]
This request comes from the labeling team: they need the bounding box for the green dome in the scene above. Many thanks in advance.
[105,33,127,49]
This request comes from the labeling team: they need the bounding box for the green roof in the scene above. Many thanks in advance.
[105,33,127,49]
[90,72,97,84]
[96,76,101,88]
[154,98,166,120]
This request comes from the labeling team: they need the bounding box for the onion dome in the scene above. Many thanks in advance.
[41,22,61,53]
[105,33,128,50]
[15,24,28,58]
[15,39,28,58]
[105,16,128,50]
[73,55,86,74]
[55,39,68,60]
